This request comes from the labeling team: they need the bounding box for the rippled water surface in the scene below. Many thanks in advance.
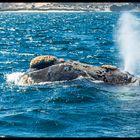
[0,12,140,137]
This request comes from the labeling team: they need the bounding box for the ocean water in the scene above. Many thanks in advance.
[0,12,140,137]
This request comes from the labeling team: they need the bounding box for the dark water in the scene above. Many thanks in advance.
[0,12,140,137]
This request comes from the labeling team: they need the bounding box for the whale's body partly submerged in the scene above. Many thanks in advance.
[18,57,140,86]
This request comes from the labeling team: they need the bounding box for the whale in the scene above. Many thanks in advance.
[18,56,140,86]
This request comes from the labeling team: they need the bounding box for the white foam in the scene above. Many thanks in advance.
[0,51,10,55]
[91,80,104,83]
[0,61,18,64]
[5,72,25,85]
[0,51,34,56]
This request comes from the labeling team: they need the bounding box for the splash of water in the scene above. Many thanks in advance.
[5,72,25,85]
[116,12,140,74]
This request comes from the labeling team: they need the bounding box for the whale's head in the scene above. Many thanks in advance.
[29,55,65,71]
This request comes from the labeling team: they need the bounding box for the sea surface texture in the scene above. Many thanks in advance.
[0,12,139,137]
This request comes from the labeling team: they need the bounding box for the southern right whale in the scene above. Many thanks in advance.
[18,55,140,86]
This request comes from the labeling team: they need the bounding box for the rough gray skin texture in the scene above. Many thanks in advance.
[19,60,140,85]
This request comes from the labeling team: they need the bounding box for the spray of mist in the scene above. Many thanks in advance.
[116,12,140,74]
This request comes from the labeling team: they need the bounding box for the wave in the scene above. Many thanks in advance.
[0,51,34,56]
[0,61,18,64]
[0,27,16,31]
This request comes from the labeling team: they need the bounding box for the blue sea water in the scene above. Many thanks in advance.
[0,12,139,137]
